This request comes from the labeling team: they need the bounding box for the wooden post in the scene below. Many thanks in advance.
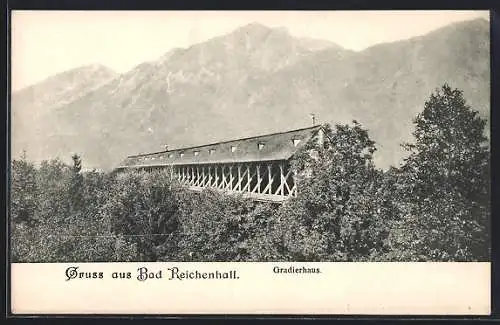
[220,165,226,189]
[283,168,292,196]
[277,163,285,196]
[226,165,230,190]
[262,164,273,194]
[228,165,234,191]
[240,164,250,192]
[243,164,256,193]
[201,166,207,187]
[251,164,262,193]
[235,165,242,191]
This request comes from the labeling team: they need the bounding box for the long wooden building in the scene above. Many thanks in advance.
[116,125,324,203]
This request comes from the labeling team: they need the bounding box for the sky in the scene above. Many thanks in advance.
[11,10,489,91]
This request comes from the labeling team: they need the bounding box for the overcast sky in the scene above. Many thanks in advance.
[11,10,489,91]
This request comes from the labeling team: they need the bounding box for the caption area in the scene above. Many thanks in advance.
[10,263,489,314]
[64,265,322,282]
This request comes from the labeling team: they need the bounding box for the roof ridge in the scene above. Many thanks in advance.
[127,125,322,158]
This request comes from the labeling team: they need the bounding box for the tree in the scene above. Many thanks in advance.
[397,84,490,261]
[69,154,84,214]
[274,122,391,261]
[174,188,256,261]
[36,159,72,222]
[12,158,139,263]
[102,170,182,261]
[10,151,38,226]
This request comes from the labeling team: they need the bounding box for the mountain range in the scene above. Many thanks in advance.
[11,18,490,170]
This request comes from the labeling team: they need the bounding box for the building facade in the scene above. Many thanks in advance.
[116,125,324,203]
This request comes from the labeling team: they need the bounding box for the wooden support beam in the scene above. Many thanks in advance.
[219,165,226,189]
[251,164,263,194]
[291,170,298,197]
[275,163,291,196]
[228,165,233,190]
[227,165,234,191]
[235,165,242,191]
[239,164,250,192]
[224,165,229,190]
[203,166,211,187]
[283,167,293,195]
[276,163,285,196]
[207,166,213,187]
[242,164,256,192]
[262,164,274,194]
[202,166,208,187]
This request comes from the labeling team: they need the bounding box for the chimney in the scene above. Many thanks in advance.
[309,113,316,126]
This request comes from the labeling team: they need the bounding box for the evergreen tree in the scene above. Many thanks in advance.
[69,154,84,214]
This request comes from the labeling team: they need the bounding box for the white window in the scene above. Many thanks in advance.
[180,152,184,158]
[194,151,199,156]
[168,153,173,158]
[258,143,265,150]
[292,139,301,146]
[209,149,216,155]
[231,146,237,153]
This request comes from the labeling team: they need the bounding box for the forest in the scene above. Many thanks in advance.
[10,84,490,262]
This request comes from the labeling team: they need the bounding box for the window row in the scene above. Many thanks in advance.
[136,138,301,161]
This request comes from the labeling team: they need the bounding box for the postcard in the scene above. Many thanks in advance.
[9,10,491,315]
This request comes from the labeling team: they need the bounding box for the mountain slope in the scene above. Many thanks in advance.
[11,18,490,170]
[11,64,118,162]
[37,23,351,169]
[255,17,490,166]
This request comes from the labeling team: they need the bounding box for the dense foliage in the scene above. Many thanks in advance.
[10,85,490,262]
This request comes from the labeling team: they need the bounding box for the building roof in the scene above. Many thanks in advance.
[117,125,322,169]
